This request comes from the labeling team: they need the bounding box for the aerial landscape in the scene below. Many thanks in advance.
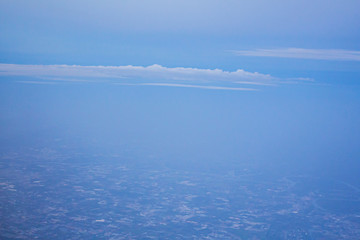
[1,0,360,239]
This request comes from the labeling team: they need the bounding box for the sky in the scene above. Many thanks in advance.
[0,0,360,182]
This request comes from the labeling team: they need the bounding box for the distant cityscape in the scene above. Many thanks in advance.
[1,146,359,239]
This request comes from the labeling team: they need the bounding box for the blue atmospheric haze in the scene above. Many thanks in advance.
[1,0,360,239]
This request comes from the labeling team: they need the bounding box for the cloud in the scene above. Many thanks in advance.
[0,63,274,83]
[116,83,257,91]
[0,63,310,90]
[232,48,360,61]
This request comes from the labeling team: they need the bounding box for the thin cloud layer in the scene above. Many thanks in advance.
[233,48,360,61]
[0,63,274,82]
[0,63,309,90]
[116,83,257,91]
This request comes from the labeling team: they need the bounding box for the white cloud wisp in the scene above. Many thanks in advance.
[116,83,257,91]
[233,48,360,61]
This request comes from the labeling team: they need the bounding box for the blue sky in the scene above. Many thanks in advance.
[1,0,360,85]
[1,0,360,180]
